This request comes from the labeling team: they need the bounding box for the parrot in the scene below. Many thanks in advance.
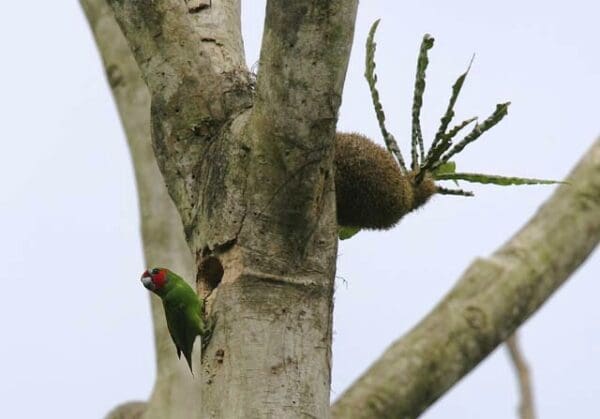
[140,268,212,373]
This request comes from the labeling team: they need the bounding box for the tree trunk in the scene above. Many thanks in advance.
[91,0,358,417]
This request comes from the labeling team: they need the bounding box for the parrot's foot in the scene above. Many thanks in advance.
[201,314,216,355]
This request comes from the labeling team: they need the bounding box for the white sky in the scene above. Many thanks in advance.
[1,1,598,418]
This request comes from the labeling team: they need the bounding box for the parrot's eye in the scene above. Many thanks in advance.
[152,268,160,275]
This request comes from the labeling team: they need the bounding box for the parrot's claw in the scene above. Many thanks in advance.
[201,314,216,355]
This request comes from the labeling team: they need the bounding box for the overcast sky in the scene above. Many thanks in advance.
[1,1,598,418]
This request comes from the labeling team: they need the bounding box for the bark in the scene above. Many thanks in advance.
[96,1,358,417]
[331,137,600,418]
[81,2,202,418]
[106,402,146,419]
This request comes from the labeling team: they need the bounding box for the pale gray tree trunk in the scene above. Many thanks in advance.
[87,1,358,418]
[81,2,600,418]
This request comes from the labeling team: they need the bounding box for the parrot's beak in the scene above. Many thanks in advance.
[141,271,156,291]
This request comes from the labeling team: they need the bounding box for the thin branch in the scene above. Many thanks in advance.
[506,333,537,419]
[332,137,600,419]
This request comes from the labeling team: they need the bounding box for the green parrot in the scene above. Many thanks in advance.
[141,268,212,373]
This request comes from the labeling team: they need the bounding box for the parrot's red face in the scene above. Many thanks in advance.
[141,268,168,292]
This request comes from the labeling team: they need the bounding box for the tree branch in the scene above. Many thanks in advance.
[242,0,359,267]
[80,1,202,417]
[107,0,254,252]
[506,333,536,419]
[332,137,600,418]
[253,1,357,147]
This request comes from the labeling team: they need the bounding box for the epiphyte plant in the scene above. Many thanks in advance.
[337,20,561,240]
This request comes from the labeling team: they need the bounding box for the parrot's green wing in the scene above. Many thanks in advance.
[181,304,203,372]
[162,280,204,373]
[163,300,185,358]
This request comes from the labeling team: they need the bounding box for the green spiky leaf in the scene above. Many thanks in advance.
[444,116,478,144]
[432,161,460,185]
[432,161,456,176]
[419,117,477,180]
[426,56,474,164]
[411,34,435,170]
[435,102,511,169]
[436,172,564,186]
[339,226,361,240]
[365,19,407,172]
